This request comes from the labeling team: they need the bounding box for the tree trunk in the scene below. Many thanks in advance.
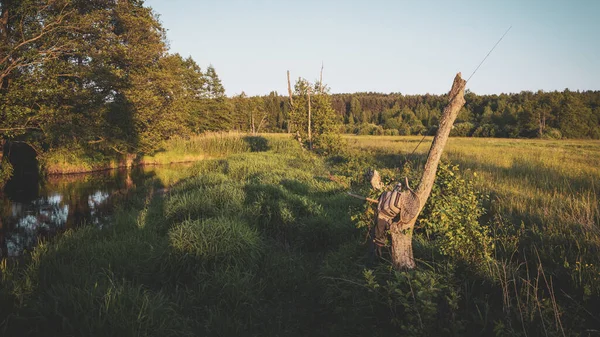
[319,62,324,94]
[286,70,294,134]
[390,227,415,269]
[389,73,467,269]
[307,87,312,150]
[287,70,294,108]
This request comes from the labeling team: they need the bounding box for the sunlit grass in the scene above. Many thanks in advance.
[345,135,600,232]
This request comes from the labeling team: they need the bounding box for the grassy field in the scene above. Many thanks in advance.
[2,134,600,336]
[346,135,600,240]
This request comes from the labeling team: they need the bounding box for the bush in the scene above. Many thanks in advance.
[542,127,562,139]
[450,122,474,137]
[383,129,399,136]
[472,123,498,137]
[363,267,464,336]
[355,123,385,135]
[419,162,493,268]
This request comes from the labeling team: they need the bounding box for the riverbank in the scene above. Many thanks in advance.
[41,132,291,175]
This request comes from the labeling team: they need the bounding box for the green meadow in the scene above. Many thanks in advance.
[1,134,599,336]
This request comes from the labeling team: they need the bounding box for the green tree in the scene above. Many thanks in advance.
[205,65,225,99]
[350,97,362,122]
[288,78,340,152]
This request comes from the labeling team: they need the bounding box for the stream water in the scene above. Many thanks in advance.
[0,164,187,259]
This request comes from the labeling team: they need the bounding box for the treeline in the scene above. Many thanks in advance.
[332,90,600,139]
[0,0,228,157]
[225,90,600,139]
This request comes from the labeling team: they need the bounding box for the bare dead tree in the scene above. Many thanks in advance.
[374,73,467,270]
[319,62,324,94]
[307,87,312,150]
[287,70,294,109]
[255,114,268,135]
[286,70,294,134]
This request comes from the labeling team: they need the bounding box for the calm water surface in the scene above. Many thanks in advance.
[0,164,186,259]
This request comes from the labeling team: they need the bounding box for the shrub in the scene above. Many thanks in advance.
[472,123,498,137]
[363,267,464,336]
[542,127,562,139]
[450,122,474,137]
[419,162,493,268]
[383,128,400,136]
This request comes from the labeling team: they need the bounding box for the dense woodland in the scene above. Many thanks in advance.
[1,0,599,162]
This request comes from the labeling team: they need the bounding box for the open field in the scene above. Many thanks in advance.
[2,134,600,336]
[346,135,600,237]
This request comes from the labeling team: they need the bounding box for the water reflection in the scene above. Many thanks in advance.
[0,164,188,258]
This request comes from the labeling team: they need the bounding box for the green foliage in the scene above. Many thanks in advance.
[363,267,464,336]
[288,77,341,151]
[0,0,231,162]
[450,122,475,137]
[327,90,600,139]
[0,157,12,187]
[419,163,493,267]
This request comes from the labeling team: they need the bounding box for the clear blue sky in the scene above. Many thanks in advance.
[145,0,599,96]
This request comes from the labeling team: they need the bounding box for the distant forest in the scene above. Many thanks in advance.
[1,0,599,162]
[230,89,600,139]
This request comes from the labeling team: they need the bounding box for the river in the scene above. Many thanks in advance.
[0,164,189,259]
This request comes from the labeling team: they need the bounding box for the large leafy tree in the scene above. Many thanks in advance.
[0,0,219,158]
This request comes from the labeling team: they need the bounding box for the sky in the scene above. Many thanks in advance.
[145,0,600,96]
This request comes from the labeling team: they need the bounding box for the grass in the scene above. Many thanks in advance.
[42,132,297,174]
[2,134,600,336]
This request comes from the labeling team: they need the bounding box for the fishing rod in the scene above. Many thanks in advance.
[466,26,512,83]
[406,26,513,158]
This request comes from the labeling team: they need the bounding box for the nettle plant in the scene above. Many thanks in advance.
[419,162,493,266]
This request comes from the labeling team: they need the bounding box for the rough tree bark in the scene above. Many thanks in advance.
[307,87,312,150]
[319,62,324,94]
[287,70,294,108]
[389,73,467,270]
[286,70,294,134]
